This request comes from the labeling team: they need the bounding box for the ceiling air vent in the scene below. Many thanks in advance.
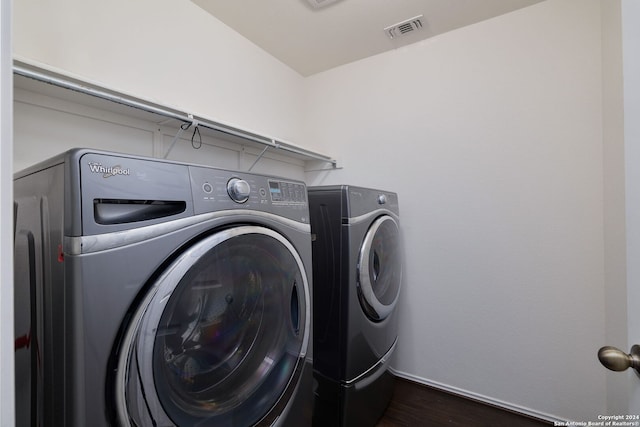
[306,0,343,9]
[384,15,424,39]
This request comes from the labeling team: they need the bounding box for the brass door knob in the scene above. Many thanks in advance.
[598,345,640,374]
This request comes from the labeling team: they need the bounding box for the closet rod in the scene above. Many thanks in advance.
[13,64,337,166]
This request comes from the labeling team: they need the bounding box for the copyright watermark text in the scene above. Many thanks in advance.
[554,415,640,427]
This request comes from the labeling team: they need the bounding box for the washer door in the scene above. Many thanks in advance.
[115,226,310,426]
[357,215,402,322]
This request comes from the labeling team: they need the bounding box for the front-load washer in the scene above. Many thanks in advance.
[14,148,313,427]
[308,185,402,427]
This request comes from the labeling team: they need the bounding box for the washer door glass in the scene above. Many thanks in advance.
[357,215,402,321]
[115,226,310,427]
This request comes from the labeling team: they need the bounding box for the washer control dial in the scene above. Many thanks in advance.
[377,194,387,205]
[227,178,251,203]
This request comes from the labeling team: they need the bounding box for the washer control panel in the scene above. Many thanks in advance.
[268,180,307,205]
[189,165,308,223]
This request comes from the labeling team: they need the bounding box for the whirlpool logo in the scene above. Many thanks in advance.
[88,162,131,178]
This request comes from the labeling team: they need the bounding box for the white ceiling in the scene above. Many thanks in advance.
[192,0,546,77]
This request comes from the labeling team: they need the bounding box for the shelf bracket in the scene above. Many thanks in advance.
[248,145,270,171]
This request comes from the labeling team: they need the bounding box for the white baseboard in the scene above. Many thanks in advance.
[389,368,564,424]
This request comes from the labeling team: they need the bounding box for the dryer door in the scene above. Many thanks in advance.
[115,226,310,427]
[357,215,402,321]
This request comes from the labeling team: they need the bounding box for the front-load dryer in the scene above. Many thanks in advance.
[308,185,402,427]
[14,149,313,426]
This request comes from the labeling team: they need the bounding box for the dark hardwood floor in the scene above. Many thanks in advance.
[376,378,552,427]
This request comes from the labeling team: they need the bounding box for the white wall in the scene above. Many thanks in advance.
[305,0,605,421]
[12,0,312,175]
[13,0,306,145]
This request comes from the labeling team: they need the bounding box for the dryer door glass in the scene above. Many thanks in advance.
[115,226,310,427]
[357,215,402,321]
